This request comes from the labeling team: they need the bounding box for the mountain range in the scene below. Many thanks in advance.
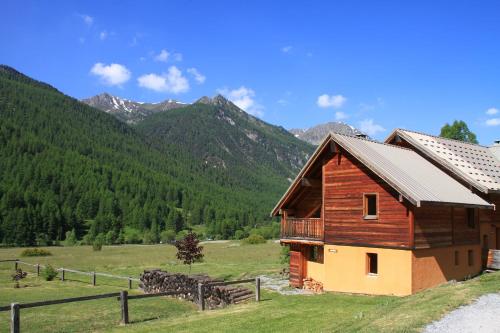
[0,65,313,246]
[290,122,366,145]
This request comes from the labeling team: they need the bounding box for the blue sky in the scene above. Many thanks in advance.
[1,1,500,143]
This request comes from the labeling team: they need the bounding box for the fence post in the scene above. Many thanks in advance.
[11,303,20,333]
[92,272,96,286]
[128,278,132,289]
[36,264,40,276]
[120,290,129,324]
[198,283,205,311]
[61,269,65,281]
[14,261,18,271]
[255,277,261,302]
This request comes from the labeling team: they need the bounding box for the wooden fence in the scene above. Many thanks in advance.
[1,260,261,332]
[6,259,140,289]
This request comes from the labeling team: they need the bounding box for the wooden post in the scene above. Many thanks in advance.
[92,272,96,286]
[120,291,129,324]
[11,303,20,333]
[128,278,132,289]
[61,269,65,281]
[255,277,261,302]
[197,283,205,311]
[36,264,40,276]
[14,261,18,271]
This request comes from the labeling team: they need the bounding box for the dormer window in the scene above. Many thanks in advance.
[363,193,378,220]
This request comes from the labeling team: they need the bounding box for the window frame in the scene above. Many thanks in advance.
[363,193,379,220]
[366,252,378,276]
[467,208,476,229]
[467,249,474,266]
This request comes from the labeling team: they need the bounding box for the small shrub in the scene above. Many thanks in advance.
[12,269,27,288]
[124,227,142,244]
[64,229,78,246]
[142,230,155,244]
[93,234,105,251]
[175,230,189,242]
[160,230,176,243]
[280,245,290,264]
[21,248,52,257]
[242,234,266,245]
[41,264,58,281]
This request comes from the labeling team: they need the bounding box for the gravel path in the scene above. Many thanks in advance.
[258,275,314,295]
[423,293,500,333]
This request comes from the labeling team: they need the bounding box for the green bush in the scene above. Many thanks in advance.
[234,230,247,240]
[41,264,58,281]
[160,230,176,243]
[175,230,189,242]
[124,227,142,244]
[280,245,290,264]
[64,229,78,246]
[93,234,105,251]
[105,230,118,245]
[242,234,266,245]
[142,230,155,244]
[21,248,52,257]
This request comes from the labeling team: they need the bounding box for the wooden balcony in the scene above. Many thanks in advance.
[281,217,324,243]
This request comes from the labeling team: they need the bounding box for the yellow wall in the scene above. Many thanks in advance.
[306,259,325,283]
[411,244,482,293]
[303,244,483,296]
[319,245,413,296]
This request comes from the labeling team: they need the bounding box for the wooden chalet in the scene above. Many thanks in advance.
[272,132,498,296]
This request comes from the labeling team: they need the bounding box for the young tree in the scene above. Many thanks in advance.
[440,120,478,144]
[175,232,204,272]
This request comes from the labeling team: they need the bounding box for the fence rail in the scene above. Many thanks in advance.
[4,260,140,289]
[1,260,262,332]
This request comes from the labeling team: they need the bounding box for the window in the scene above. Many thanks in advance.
[363,194,378,219]
[454,250,459,266]
[467,208,475,229]
[309,246,324,263]
[367,253,378,275]
[468,249,474,266]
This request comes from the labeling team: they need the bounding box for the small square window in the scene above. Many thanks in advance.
[467,208,475,229]
[468,250,474,266]
[309,246,324,263]
[364,194,378,219]
[454,250,459,266]
[367,253,378,275]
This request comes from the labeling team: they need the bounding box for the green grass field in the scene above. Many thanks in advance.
[1,241,499,333]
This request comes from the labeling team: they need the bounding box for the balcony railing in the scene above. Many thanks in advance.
[281,217,324,241]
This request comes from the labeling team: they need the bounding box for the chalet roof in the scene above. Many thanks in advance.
[271,132,493,216]
[386,129,500,194]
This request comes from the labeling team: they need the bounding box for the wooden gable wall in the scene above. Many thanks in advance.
[323,150,411,248]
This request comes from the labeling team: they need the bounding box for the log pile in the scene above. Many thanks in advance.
[487,249,500,270]
[139,269,254,309]
[302,277,323,293]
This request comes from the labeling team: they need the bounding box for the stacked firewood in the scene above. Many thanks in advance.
[302,277,323,293]
[140,269,253,309]
[487,249,500,270]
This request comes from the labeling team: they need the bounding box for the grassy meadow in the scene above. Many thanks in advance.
[0,241,499,333]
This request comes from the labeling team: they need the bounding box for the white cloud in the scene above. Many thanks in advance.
[217,86,264,117]
[359,119,386,136]
[80,14,93,26]
[154,49,170,62]
[486,107,499,115]
[187,68,206,84]
[99,31,108,40]
[277,99,288,106]
[90,63,131,86]
[317,94,347,108]
[335,111,348,120]
[281,46,292,53]
[137,66,189,94]
[486,118,500,126]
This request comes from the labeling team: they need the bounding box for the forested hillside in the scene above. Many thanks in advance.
[0,66,313,246]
